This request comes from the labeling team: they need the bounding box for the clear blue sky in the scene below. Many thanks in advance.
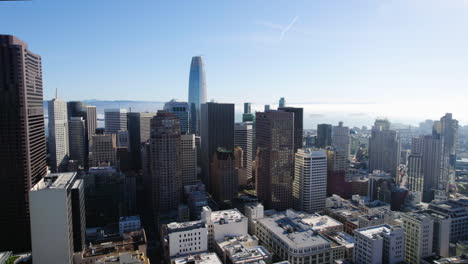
[1,0,467,123]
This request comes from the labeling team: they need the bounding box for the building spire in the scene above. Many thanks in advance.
[55,88,59,99]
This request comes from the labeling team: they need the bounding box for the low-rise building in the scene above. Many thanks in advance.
[216,235,271,264]
[327,232,354,262]
[402,212,434,264]
[119,216,141,236]
[95,252,149,264]
[353,225,405,264]
[172,253,223,264]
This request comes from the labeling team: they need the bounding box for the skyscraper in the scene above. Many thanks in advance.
[368,125,401,178]
[200,102,234,190]
[149,111,182,213]
[67,102,96,168]
[30,172,85,264]
[90,133,117,167]
[127,111,156,170]
[407,153,423,194]
[234,122,253,182]
[316,124,332,148]
[421,135,442,202]
[0,35,47,252]
[104,108,127,133]
[210,148,239,203]
[437,113,458,190]
[332,121,350,160]
[188,56,207,135]
[180,134,198,186]
[293,149,327,213]
[256,111,294,210]
[242,102,254,122]
[279,97,286,108]
[68,117,87,169]
[48,90,69,172]
[164,99,190,134]
[278,107,303,152]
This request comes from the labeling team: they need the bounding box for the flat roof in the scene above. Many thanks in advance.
[31,172,77,191]
[355,224,400,239]
[210,209,246,224]
[172,253,222,264]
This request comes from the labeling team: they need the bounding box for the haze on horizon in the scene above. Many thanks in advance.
[2,0,467,125]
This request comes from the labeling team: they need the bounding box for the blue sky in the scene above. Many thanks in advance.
[1,0,468,124]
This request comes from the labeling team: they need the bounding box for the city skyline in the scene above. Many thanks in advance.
[1,0,468,125]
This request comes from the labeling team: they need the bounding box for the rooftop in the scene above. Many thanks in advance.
[166,220,206,233]
[172,253,222,264]
[120,215,141,222]
[209,208,246,224]
[31,172,77,191]
[300,214,343,232]
[82,229,147,258]
[257,210,332,250]
[328,232,355,248]
[355,224,401,240]
[226,246,271,262]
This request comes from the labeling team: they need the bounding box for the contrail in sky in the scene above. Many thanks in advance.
[280,16,298,40]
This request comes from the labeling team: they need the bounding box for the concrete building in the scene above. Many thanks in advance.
[127,112,156,170]
[201,207,248,249]
[68,117,87,169]
[244,203,265,235]
[210,148,238,203]
[407,153,424,193]
[0,35,48,252]
[172,253,222,264]
[30,172,86,264]
[316,124,332,148]
[90,133,117,166]
[164,100,190,134]
[402,212,434,264]
[256,111,295,210]
[293,149,328,213]
[184,183,209,220]
[327,232,355,262]
[67,102,97,168]
[332,122,350,161]
[234,122,254,182]
[200,102,235,191]
[278,107,304,152]
[353,225,405,264]
[181,134,198,186]
[429,198,468,243]
[216,235,272,264]
[368,126,401,178]
[255,210,346,264]
[148,111,182,213]
[48,90,69,172]
[104,109,127,133]
[326,147,351,198]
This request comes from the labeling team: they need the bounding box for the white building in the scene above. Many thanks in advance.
[353,224,405,264]
[332,121,350,160]
[30,172,85,264]
[48,90,69,172]
[119,216,141,236]
[293,149,327,213]
[216,235,272,264]
[234,122,253,182]
[180,134,198,186]
[172,253,222,264]
[244,203,264,235]
[104,109,127,133]
[255,210,346,264]
[164,221,209,259]
[201,207,248,249]
[402,212,435,264]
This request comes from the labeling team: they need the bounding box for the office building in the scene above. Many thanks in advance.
[242,102,254,122]
[255,210,346,263]
[30,172,85,264]
[104,109,127,133]
[293,149,327,213]
[210,148,238,203]
[90,133,117,167]
[184,183,209,220]
[180,134,198,186]
[368,125,401,178]
[256,111,295,211]
[279,97,286,108]
[200,102,234,190]
[278,107,304,152]
[234,122,253,181]
[0,35,47,252]
[353,225,405,264]
[316,124,332,148]
[164,100,190,134]
[422,135,443,202]
[402,212,434,264]
[67,102,96,168]
[216,235,272,264]
[127,112,156,170]
[435,113,458,192]
[264,105,270,111]
[48,90,70,172]
[368,170,393,202]
[149,111,182,213]
[119,216,141,236]
[407,154,424,193]
[188,56,207,135]
[326,147,351,198]
[429,198,468,243]
[172,253,222,264]
[332,121,350,160]
[68,117,87,169]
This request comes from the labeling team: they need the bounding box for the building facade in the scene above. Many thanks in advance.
[164,100,190,134]
[188,56,207,135]
[48,91,69,172]
[234,122,253,182]
[104,109,127,133]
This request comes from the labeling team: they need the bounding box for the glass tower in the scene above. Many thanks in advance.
[188,56,207,135]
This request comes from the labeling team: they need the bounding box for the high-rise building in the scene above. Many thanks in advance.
[149,111,182,213]
[368,126,401,178]
[104,109,127,133]
[48,90,69,172]
[332,121,350,160]
[234,122,253,182]
[67,102,96,168]
[256,111,294,210]
[278,107,303,152]
[293,149,327,213]
[164,99,190,134]
[180,134,198,186]
[242,102,254,122]
[90,133,117,167]
[210,148,239,203]
[30,172,85,264]
[84,105,97,140]
[402,212,434,264]
[326,147,351,198]
[278,97,286,108]
[316,124,332,148]
[407,154,423,194]
[188,56,207,135]
[436,113,458,190]
[68,117,87,169]
[200,103,234,190]
[0,35,47,252]
[264,105,270,111]
[244,102,251,114]
[421,135,442,202]
[353,225,405,264]
[116,130,129,148]
[127,112,156,171]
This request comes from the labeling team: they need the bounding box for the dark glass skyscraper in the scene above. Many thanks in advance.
[316,124,332,148]
[188,56,207,135]
[278,107,303,152]
[0,35,47,252]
